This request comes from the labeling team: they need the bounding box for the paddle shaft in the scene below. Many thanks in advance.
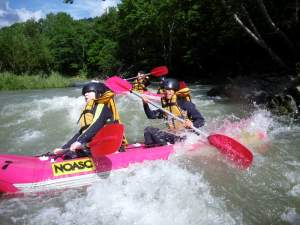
[124,66,167,81]
[104,76,254,169]
[126,72,151,81]
[131,91,208,137]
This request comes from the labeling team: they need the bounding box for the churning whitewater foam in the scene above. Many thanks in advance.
[0,95,84,153]
[281,208,300,225]
[28,161,240,225]
[0,96,84,127]
[208,109,273,136]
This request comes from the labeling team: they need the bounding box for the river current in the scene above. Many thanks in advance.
[0,84,299,225]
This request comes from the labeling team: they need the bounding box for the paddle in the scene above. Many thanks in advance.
[54,124,124,158]
[105,76,253,169]
[125,66,168,81]
[89,123,124,158]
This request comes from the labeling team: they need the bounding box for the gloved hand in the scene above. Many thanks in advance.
[53,148,64,154]
[142,96,150,104]
[183,119,193,128]
[70,141,84,151]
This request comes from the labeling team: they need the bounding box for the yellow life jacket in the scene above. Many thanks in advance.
[157,87,165,95]
[176,87,192,102]
[161,94,188,130]
[132,76,149,92]
[78,100,102,133]
[78,90,128,146]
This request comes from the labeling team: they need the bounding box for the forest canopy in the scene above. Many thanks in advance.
[0,0,298,81]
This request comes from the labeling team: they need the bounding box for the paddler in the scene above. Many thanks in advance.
[157,76,166,94]
[142,78,205,146]
[157,78,192,102]
[132,71,151,92]
[53,81,127,158]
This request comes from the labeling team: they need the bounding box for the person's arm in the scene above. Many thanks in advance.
[184,101,205,128]
[144,76,151,87]
[53,106,113,153]
[77,105,113,144]
[61,132,81,149]
[143,102,164,119]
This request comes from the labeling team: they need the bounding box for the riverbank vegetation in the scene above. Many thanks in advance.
[0,0,299,108]
[0,72,83,90]
[1,1,298,79]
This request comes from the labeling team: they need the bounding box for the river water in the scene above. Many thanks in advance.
[0,84,299,225]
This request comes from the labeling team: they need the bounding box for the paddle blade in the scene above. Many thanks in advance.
[89,124,125,157]
[208,134,253,169]
[150,66,168,77]
[105,76,132,94]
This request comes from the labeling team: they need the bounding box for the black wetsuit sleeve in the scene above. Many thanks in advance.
[183,101,205,128]
[61,132,81,149]
[144,78,151,87]
[143,103,164,119]
[77,105,113,144]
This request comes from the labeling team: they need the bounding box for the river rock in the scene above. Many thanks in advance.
[266,94,298,115]
[206,74,300,115]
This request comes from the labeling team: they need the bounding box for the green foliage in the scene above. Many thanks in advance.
[86,8,121,76]
[0,20,53,74]
[88,39,121,75]
[117,0,240,74]
[40,13,81,74]
[0,72,71,90]
[0,0,298,88]
[118,0,162,67]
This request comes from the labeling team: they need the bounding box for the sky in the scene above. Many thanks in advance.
[0,0,120,28]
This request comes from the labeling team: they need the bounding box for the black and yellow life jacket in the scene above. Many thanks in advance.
[78,99,103,133]
[161,95,186,130]
[176,87,192,102]
[160,88,192,130]
[157,87,165,95]
[78,90,128,146]
[132,76,149,92]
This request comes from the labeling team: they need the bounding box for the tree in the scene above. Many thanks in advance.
[41,13,83,74]
[88,38,121,75]
[0,20,53,74]
[220,0,297,72]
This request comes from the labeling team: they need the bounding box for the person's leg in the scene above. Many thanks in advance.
[144,127,179,146]
[151,129,168,146]
[156,130,178,144]
[144,126,160,145]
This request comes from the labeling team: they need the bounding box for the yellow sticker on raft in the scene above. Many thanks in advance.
[52,158,96,176]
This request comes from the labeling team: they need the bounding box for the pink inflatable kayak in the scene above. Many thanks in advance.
[0,144,173,194]
[0,127,268,194]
